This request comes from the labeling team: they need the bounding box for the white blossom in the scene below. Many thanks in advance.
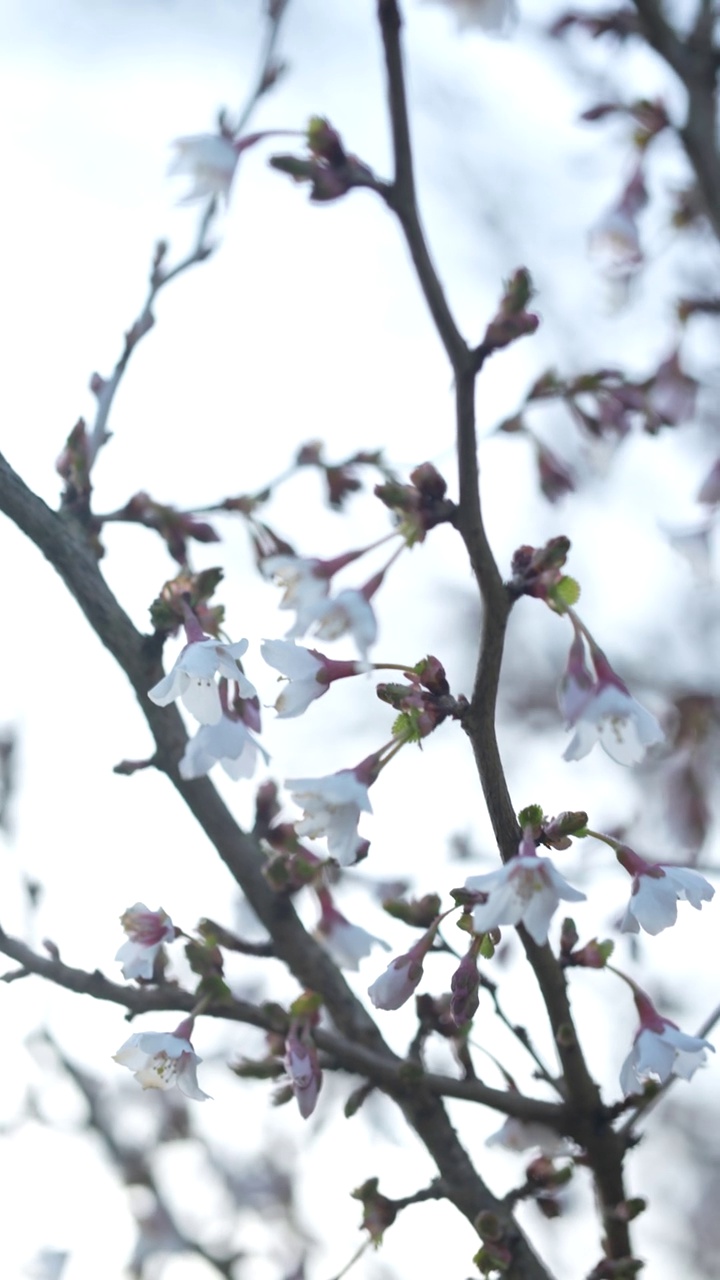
[368,953,424,1010]
[431,0,517,32]
[113,1027,209,1100]
[115,903,175,981]
[263,556,330,637]
[148,637,255,725]
[564,682,663,767]
[486,1117,572,1157]
[179,715,268,780]
[621,865,714,935]
[286,770,372,865]
[317,916,390,972]
[261,639,327,716]
[310,589,377,659]
[465,853,585,946]
[620,1024,714,1096]
[169,134,239,203]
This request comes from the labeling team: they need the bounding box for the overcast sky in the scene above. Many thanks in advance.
[2,2,719,1278]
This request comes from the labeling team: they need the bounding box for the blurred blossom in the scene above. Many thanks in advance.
[430,0,518,32]
[169,134,240,203]
[24,1251,69,1280]
[486,1117,572,1156]
[315,888,390,970]
[179,715,269,780]
[310,588,378,659]
[589,168,647,281]
[116,903,175,981]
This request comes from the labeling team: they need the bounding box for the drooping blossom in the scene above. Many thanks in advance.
[589,167,647,281]
[25,1249,69,1280]
[261,639,364,717]
[314,887,390,971]
[535,440,576,504]
[620,985,714,1096]
[180,716,268,780]
[616,845,714,935]
[113,1018,209,1100]
[646,348,698,429]
[169,134,241,204]
[486,1117,572,1157]
[286,755,378,865]
[263,547,374,638]
[368,925,438,1010]
[560,627,663,766]
[463,833,586,946]
[309,588,378,659]
[698,457,720,506]
[115,903,176,981]
[148,608,255,726]
[430,0,517,34]
[284,1021,322,1119]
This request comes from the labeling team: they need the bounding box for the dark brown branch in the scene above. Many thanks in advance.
[630,0,720,241]
[377,0,468,367]
[0,452,552,1279]
[0,925,568,1127]
[374,2,631,1267]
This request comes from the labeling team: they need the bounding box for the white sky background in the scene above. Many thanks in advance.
[1,0,719,1277]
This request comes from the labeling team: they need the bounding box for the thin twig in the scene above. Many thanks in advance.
[0,923,568,1127]
[39,1031,239,1279]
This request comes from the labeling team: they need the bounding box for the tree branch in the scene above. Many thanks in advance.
[0,451,554,1279]
[630,0,720,241]
[377,0,468,367]
[0,925,568,1127]
[374,2,633,1263]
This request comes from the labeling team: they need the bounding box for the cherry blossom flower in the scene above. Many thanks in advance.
[179,715,268,781]
[432,0,517,31]
[463,836,586,945]
[560,629,663,766]
[263,547,374,638]
[286,757,377,865]
[149,635,255,726]
[284,1022,322,1119]
[368,929,437,1010]
[310,588,378,659]
[25,1249,69,1280]
[113,1018,209,1100]
[589,168,647,281]
[620,1020,714,1096]
[486,1117,572,1157]
[261,639,364,717]
[646,348,698,428]
[314,888,390,971]
[115,903,176,981]
[169,134,241,204]
[616,845,714,935]
[263,555,332,636]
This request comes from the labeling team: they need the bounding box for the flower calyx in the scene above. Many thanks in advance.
[374,462,455,545]
[509,537,579,611]
[270,115,381,202]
